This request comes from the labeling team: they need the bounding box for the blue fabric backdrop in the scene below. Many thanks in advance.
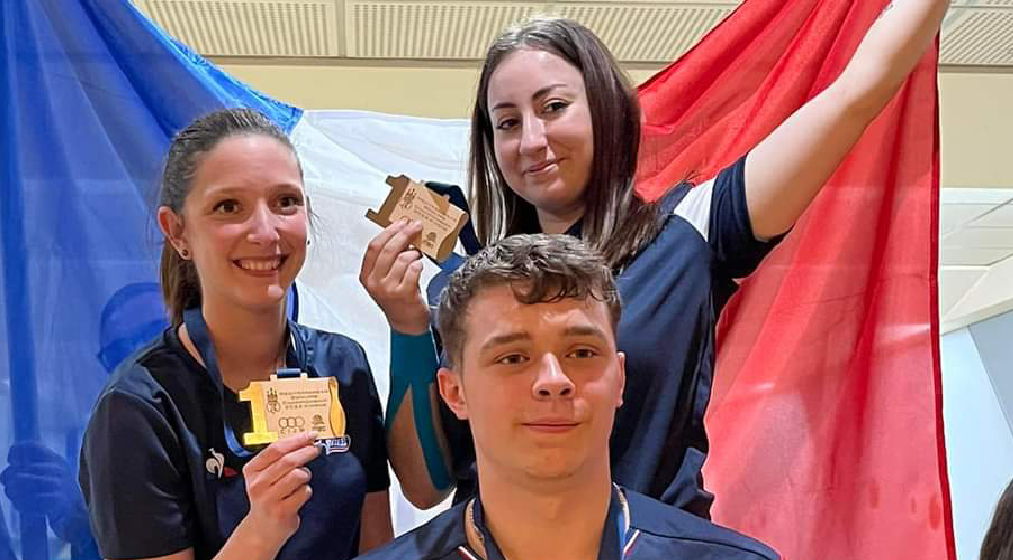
[0,2,300,559]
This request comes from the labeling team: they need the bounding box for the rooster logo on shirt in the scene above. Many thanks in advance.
[205,448,225,478]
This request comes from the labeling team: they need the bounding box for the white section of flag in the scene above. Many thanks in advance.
[290,110,470,534]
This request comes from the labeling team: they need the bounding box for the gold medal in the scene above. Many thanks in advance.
[238,371,350,452]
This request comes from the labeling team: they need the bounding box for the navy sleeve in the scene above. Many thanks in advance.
[706,155,784,280]
[349,343,391,493]
[79,387,195,559]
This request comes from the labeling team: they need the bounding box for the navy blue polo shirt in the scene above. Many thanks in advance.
[426,156,780,516]
[79,322,389,560]
[356,486,779,560]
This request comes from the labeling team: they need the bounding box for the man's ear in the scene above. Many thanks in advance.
[437,366,468,421]
[614,351,625,408]
[158,206,189,257]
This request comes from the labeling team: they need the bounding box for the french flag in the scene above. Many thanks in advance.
[0,1,950,560]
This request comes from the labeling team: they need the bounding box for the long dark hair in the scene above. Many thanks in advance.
[158,108,301,326]
[468,17,663,268]
[982,479,1013,560]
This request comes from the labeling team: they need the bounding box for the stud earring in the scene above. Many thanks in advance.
[180,249,190,259]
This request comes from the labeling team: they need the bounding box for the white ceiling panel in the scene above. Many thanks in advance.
[940,188,1013,206]
[939,267,989,315]
[943,255,1013,330]
[941,203,998,233]
[943,226,1013,249]
[970,203,1013,228]
[940,247,1013,266]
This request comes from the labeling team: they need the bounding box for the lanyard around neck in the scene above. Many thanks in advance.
[462,484,639,560]
[182,307,300,458]
[182,307,298,392]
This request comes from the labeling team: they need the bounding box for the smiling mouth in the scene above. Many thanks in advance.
[525,159,560,175]
[234,256,286,272]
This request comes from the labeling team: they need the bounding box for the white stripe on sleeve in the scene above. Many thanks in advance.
[672,178,714,242]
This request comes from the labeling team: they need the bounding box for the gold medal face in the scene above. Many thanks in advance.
[239,373,346,446]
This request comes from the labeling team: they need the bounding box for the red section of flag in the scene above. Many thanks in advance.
[636,2,954,560]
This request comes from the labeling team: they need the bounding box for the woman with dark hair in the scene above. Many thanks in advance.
[361,0,949,516]
[81,108,393,560]
[982,479,1013,560]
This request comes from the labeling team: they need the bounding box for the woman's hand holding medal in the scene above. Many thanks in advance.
[360,219,430,336]
[238,432,321,550]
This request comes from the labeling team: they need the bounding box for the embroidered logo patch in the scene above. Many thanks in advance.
[205,448,225,478]
[319,435,351,455]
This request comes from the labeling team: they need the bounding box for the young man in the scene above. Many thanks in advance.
[362,234,778,560]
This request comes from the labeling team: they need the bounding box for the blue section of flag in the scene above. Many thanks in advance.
[0,2,302,559]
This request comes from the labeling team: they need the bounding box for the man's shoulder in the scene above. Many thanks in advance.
[626,490,780,559]
[358,502,469,560]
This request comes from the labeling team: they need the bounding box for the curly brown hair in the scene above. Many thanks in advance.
[437,233,620,368]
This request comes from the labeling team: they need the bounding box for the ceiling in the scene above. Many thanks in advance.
[131,0,1013,67]
[940,188,1013,332]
